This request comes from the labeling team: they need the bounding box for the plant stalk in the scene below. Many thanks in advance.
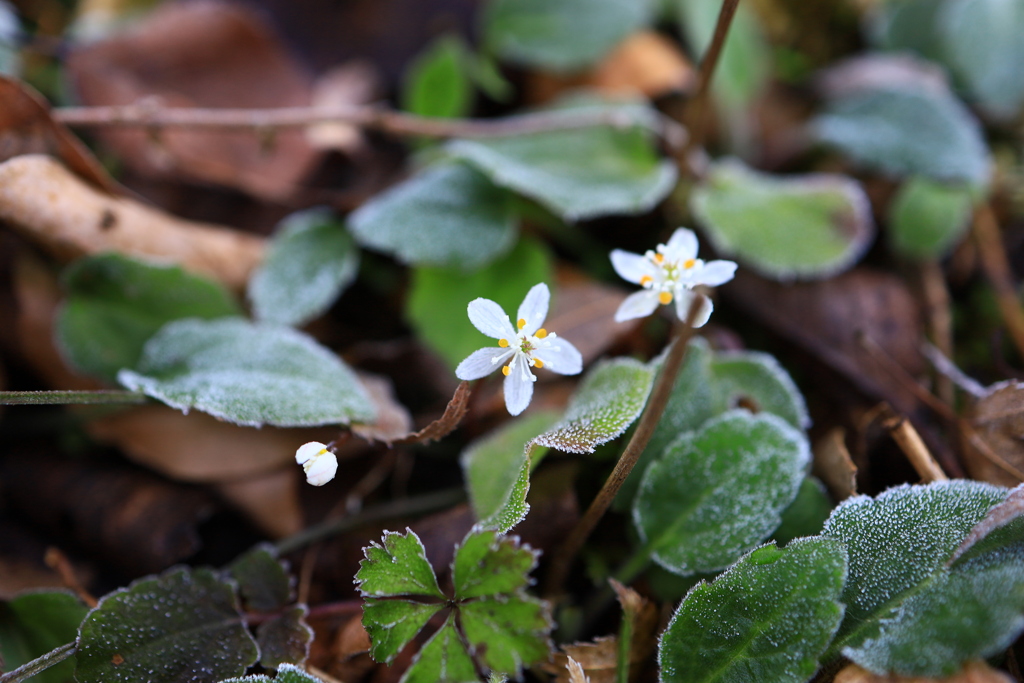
[0,642,77,683]
[684,0,742,157]
[0,390,149,405]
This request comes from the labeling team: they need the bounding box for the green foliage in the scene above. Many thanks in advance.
[219,662,327,683]
[773,477,834,547]
[56,253,241,382]
[0,591,88,683]
[75,567,258,683]
[402,35,473,119]
[633,411,810,575]
[690,160,874,280]
[349,163,518,269]
[406,236,553,369]
[118,318,375,427]
[356,528,551,682]
[248,208,359,328]
[659,538,847,683]
[887,177,976,260]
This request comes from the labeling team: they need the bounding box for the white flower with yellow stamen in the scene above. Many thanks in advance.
[295,441,338,486]
[456,283,583,416]
[611,228,737,326]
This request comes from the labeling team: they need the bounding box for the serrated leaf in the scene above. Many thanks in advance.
[483,0,653,72]
[355,529,445,599]
[773,477,834,547]
[447,121,677,222]
[659,538,847,683]
[0,590,88,683]
[229,543,291,613]
[248,208,359,327]
[691,159,874,280]
[117,318,375,427]
[814,87,991,187]
[633,411,810,575]
[56,253,241,382]
[75,566,258,683]
[534,358,655,454]
[257,605,314,670]
[362,600,444,665]
[407,236,553,370]
[461,411,558,532]
[452,528,539,599]
[402,35,473,119]
[459,597,552,677]
[219,662,326,683]
[822,481,1008,658]
[401,614,479,683]
[888,177,975,259]
[349,163,518,270]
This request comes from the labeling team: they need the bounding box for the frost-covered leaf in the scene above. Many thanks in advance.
[822,481,1008,658]
[257,605,313,670]
[56,253,241,382]
[814,86,991,187]
[362,600,444,665]
[248,208,359,327]
[483,0,653,72]
[0,591,88,683]
[401,614,478,683]
[888,177,975,259]
[219,662,326,683]
[349,163,518,270]
[355,529,445,599]
[407,236,553,369]
[402,35,473,119]
[75,567,258,683]
[460,597,552,677]
[447,121,677,222]
[534,358,655,454]
[773,477,834,547]
[117,318,375,427]
[461,411,558,532]
[229,543,292,613]
[690,160,874,280]
[949,483,1024,565]
[633,411,810,575]
[659,538,847,683]
[452,528,539,599]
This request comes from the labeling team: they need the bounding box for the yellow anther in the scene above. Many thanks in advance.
[533,358,544,369]
[535,328,548,339]
[653,253,665,264]
[498,338,509,348]
[659,291,673,305]
[517,318,526,330]
[640,275,654,286]
[684,258,696,269]
[502,365,511,376]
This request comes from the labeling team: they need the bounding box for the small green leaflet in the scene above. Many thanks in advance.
[402,35,474,119]
[887,176,975,259]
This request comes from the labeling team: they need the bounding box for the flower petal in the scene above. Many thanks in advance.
[503,361,535,415]
[303,451,338,486]
[456,347,510,380]
[662,228,699,261]
[675,289,713,327]
[614,289,661,322]
[467,298,515,339]
[610,250,656,284]
[295,441,327,465]
[517,283,550,335]
[697,259,738,287]
[534,337,582,376]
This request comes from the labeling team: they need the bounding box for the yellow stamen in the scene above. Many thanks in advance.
[640,275,654,286]
[502,365,511,376]
[498,338,509,348]
[534,358,544,369]
[659,291,673,305]
[517,318,526,330]
[684,258,696,269]
[535,329,547,339]
[653,253,665,264]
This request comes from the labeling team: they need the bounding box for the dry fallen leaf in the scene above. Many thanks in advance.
[549,267,640,366]
[834,661,1014,683]
[351,372,415,444]
[813,427,858,500]
[962,381,1024,487]
[306,62,380,153]
[216,469,303,539]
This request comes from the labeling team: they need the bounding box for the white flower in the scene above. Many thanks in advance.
[455,282,583,416]
[295,441,337,486]
[610,228,737,326]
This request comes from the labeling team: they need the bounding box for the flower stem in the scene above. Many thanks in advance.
[0,642,77,683]
[0,390,149,405]
[683,0,743,157]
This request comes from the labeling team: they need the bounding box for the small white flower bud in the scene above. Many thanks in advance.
[295,441,338,486]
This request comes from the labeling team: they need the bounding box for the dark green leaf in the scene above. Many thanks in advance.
[459,597,551,676]
[888,177,975,259]
[355,529,445,599]
[401,614,478,683]
[361,600,443,665]
[402,35,473,119]
[256,605,313,670]
[56,253,241,382]
[229,543,291,613]
[0,591,88,683]
[451,529,539,599]
[773,477,834,546]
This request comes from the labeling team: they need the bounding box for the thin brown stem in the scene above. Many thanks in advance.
[684,0,742,156]
[918,260,955,406]
[879,407,948,482]
[973,203,1024,361]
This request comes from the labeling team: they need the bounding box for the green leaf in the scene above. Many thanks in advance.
[483,0,653,72]
[633,411,810,575]
[461,411,559,532]
[822,481,1008,658]
[56,253,241,382]
[350,163,518,270]
[690,159,874,280]
[871,0,946,62]
[0,591,88,683]
[256,605,314,670]
[888,176,975,259]
[773,477,834,547]
[117,318,375,427]
[229,543,292,613]
[452,529,539,599]
[75,567,258,683]
[534,358,656,454]
[406,236,553,370]
[401,614,478,683]
[814,86,991,187]
[362,600,444,665]
[447,121,677,222]
[355,529,445,599]
[402,35,473,119]
[219,662,327,683]
[248,208,359,327]
[459,597,551,676]
[659,538,847,683]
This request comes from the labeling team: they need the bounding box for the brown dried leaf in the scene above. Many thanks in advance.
[351,373,414,444]
[963,381,1024,487]
[813,427,858,500]
[216,469,302,539]
[566,656,592,683]
[834,661,1014,683]
[549,267,640,366]
[306,62,379,153]
[67,1,321,200]
[548,636,619,683]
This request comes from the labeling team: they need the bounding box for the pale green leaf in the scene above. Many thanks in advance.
[355,529,445,599]
[691,159,874,280]
[402,35,473,119]
[401,615,478,683]
[0,591,88,683]
[451,529,539,599]
[118,318,375,427]
[888,177,975,259]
